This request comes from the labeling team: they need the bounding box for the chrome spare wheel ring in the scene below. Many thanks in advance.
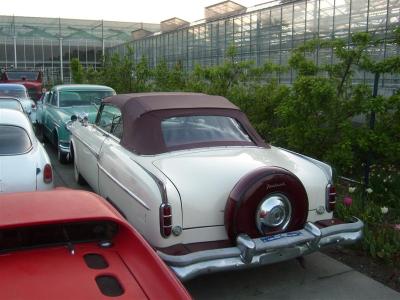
[255,193,292,234]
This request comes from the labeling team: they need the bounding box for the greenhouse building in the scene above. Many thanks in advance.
[0,15,159,83]
[0,0,399,91]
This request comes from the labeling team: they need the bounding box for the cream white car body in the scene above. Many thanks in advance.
[71,135,331,247]
[69,93,363,280]
[0,109,53,193]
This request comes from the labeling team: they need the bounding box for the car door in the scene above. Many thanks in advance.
[74,104,112,193]
[97,107,149,232]
[43,91,57,140]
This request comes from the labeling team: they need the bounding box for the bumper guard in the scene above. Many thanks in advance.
[157,217,363,281]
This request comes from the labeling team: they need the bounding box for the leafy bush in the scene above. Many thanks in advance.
[336,183,400,264]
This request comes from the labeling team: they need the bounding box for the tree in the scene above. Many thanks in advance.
[70,58,85,83]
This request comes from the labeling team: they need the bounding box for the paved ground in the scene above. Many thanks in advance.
[46,144,400,300]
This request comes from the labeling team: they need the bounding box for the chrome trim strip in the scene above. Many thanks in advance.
[94,125,110,137]
[58,144,70,153]
[97,162,150,211]
[133,160,168,204]
[93,125,120,143]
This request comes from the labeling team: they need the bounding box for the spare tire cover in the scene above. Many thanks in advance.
[224,166,308,240]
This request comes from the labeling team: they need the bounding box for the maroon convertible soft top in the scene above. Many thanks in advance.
[103,92,268,155]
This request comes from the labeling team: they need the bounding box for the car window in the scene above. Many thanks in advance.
[0,99,24,112]
[0,125,32,155]
[59,90,114,107]
[41,92,49,104]
[96,105,122,138]
[161,115,253,147]
[49,92,58,106]
[0,86,28,98]
[4,71,39,80]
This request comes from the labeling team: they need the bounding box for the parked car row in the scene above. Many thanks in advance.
[1,83,363,293]
[0,83,191,299]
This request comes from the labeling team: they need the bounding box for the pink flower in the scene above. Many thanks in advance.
[394,224,400,231]
[343,196,353,207]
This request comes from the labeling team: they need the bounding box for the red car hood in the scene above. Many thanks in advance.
[0,190,191,300]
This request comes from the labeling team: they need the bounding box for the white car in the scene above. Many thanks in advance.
[0,97,24,112]
[0,108,53,193]
[69,93,363,280]
[0,84,37,123]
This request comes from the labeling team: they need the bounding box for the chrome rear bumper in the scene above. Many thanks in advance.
[157,217,363,281]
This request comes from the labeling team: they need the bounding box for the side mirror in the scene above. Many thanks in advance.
[71,115,78,122]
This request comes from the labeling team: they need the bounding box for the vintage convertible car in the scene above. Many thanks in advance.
[0,108,53,193]
[69,93,363,280]
[0,189,191,299]
[0,83,37,123]
[37,84,115,163]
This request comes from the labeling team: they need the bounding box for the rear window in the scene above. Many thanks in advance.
[0,99,23,112]
[161,115,253,147]
[0,125,32,155]
[5,71,39,80]
[0,87,28,98]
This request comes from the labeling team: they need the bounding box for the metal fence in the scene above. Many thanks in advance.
[109,0,400,94]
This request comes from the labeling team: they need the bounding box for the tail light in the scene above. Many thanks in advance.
[43,164,53,183]
[160,203,172,238]
[326,184,336,212]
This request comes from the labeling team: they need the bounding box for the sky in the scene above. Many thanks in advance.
[1,0,264,23]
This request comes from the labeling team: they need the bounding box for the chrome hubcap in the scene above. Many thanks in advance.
[256,193,292,234]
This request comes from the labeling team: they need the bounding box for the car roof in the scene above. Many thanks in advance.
[0,83,27,90]
[0,108,32,129]
[102,93,267,155]
[53,84,115,92]
[104,92,239,115]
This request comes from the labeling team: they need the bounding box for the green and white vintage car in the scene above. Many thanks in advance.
[37,84,115,163]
